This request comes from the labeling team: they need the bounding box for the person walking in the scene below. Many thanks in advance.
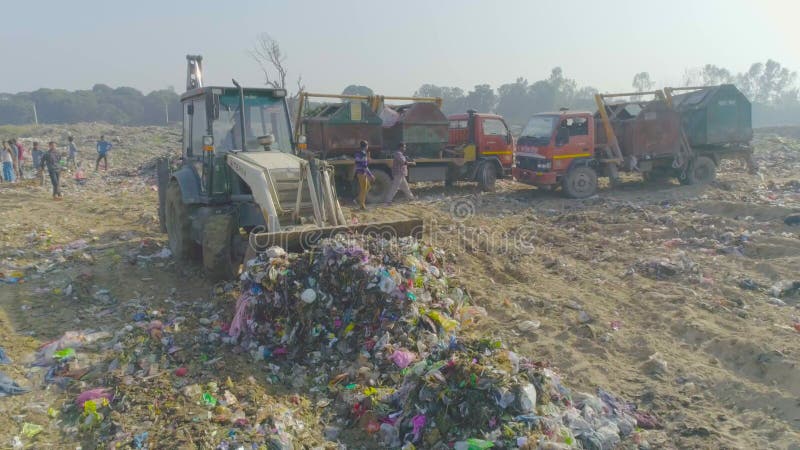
[13,139,26,178]
[95,135,112,171]
[354,140,374,210]
[1,141,16,182]
[31,141,43,170]
[40,141,62,199]
[31,142,44,186]
[384,143,415,205]
[66,136,79,170]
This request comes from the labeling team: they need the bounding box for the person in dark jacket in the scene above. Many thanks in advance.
[40,141,62,199]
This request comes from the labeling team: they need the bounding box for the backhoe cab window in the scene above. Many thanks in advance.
[213,94,291,152]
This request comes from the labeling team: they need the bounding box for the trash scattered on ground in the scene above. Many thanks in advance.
[21,422,43,439]
[230,235,659,447]
[0,347,11,364]
[0,371,29,396]
[0,124,799,448]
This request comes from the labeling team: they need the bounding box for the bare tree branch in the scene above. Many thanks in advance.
[250,33,290,89]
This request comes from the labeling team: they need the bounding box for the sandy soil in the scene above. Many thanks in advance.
[0,123,798,449]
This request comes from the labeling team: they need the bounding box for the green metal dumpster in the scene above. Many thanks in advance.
[303,101,384,156]
[671,84,753,147]
[382,102,449,158]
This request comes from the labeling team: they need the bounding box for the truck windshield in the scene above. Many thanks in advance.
[519,116,558,145]
[214,93,292,153]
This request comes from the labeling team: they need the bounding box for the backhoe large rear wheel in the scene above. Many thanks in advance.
[202,214,242,281]
[165,180,195,260]
[562,166,598,198]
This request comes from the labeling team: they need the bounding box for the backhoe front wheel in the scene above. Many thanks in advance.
[202,214,243,281]
[562,166,598,198]
[165,180,195,260]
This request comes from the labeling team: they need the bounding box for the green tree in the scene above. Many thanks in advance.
[496,78,530,126]
[632,72,655,93]
[414,84,466,115]
[341,85,374,96]
[464,84,496,113]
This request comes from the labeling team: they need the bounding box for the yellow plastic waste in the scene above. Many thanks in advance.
[426,310,458,332]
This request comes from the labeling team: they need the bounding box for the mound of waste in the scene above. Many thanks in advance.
[230,236,660,449]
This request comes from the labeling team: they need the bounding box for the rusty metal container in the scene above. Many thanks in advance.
[303,101,383,156]
[382,103,448,158]
[595,102,682,158]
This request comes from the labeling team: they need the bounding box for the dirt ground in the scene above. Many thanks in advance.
[0,123,798,449]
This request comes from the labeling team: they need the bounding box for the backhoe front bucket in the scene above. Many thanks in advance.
[249,218,423,252]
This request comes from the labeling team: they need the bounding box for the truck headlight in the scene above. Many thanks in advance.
[203,135,214,152]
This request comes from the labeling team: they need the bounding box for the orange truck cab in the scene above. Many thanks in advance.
[513,111,598,195]
[448,110,515,177]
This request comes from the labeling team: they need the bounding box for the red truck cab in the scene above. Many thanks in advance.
[448,111,514,174]
[513,111,597,191]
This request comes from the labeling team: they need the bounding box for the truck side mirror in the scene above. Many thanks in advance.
[555,128,569,147]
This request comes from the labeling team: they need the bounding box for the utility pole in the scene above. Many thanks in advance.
[32,102,38,125]
[164,103,169,124]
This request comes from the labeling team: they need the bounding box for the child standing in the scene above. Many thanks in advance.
[95,135,112,171]
[67,136,79,170]
[2,141,16,182]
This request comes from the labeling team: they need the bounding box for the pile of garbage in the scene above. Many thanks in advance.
[231,236,660,448]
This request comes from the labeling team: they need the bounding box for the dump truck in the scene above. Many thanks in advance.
[156,56,421,279]
[294,93,514,202]
[513,85,754,198]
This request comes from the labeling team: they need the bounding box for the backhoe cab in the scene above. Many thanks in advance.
[157,55,421,280]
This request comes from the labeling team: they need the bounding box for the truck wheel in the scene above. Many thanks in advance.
[685,156,716,185]
[165,180,195,259]
[562,166,597,198]
[202,214,242,281]
[366,170,392,204]
[477,162,497,192]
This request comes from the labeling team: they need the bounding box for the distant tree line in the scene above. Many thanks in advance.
[2,59,797,128]
[0,84,181,126]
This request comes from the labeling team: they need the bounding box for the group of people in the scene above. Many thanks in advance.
[1,138,27,182]
[1,135,114,199]
[353,139,415,209]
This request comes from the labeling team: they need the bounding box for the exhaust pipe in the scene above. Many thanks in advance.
[186,54,203,91]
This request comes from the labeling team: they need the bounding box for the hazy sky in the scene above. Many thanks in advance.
[1,0,798,96]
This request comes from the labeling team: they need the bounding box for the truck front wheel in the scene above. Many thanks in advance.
[477,162,497,192]
[685,156,716,185]
[202,214,242,281]
[165,180,195,260]
[562,166,598,198]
